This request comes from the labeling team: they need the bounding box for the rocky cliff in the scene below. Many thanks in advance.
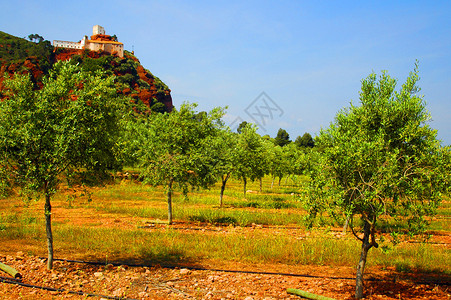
[0,31,173,113]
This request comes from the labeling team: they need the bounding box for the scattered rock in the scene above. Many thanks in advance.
[15,251,24,260]
[0,250,447,299]
[180,268,191,275]
[112,288,123,297]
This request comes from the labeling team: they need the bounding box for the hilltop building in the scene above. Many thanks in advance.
[53,25,124,58]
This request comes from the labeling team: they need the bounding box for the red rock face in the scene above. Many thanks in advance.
[0,57,45,90]
[54,48,83,61]
[134,64,173,112]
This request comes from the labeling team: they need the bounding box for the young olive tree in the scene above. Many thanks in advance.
[234,123,267,197]
[205,128,238,207]
[133,103,224,224]
[304,64,450,299]
[268,143,302,188]
[0,61,123,269]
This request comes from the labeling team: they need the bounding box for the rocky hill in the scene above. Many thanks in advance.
[0,31,173,113]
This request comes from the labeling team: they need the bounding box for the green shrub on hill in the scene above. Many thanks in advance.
[0,31,54,71]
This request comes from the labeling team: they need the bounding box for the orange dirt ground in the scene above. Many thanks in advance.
[0,221,449,300]
[0,251,449,300]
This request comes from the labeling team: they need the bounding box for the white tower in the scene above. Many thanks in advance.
[93,25,105,35]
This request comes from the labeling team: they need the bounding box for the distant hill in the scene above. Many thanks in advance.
[0,31,172,113]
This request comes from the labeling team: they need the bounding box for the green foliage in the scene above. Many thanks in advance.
[76,55,114,75]
[203,128,237,205]
[267,143,306,185]
[150,102,167,113]
[28,34,44,43]
[152,74,169,91]
[295,132,315,148]
[135,103,225,188]
[114,57,138,75]
[274,128,291,147]
[0,60,125,187]
[0,161,14,198]
[236,121,248,134]
[306,63,449,232]
[137,79,150,89]
[116,73,135,86]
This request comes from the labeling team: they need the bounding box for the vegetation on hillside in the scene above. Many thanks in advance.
[0,31,53,67]
[0,31,172,113]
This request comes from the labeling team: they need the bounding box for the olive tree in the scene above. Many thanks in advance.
[234,123,267,197]
[132,103,225,224]
[304,64,450,299]
[205,128,238,207]
[0,61,123,269]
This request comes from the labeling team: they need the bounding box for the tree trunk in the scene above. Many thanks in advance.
[243,177,247,198]
[271,176,275,189]
[167,179,173,225]
[259,178,263,193]
[355,221,372,299]
[219,173,230,207]
[44,184,53,270]
[343,216,350,234]
[278,177,282,186]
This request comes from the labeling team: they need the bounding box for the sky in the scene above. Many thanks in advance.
[2,1,451,145]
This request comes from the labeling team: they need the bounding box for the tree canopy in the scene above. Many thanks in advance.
[274,128,291,147]
[130,103,225,224]
[303,64,450,299]
[295,132,315,148]
[236,121,248,134]
[0,60,124,269]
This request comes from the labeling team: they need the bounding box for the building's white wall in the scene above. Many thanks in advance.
[85,41,124,57]
[53,40,83,49]
[87,42,103,52]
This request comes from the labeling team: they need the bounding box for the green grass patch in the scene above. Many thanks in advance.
[376,242,451,274]
[53,225,359,266]
[51,225,450,274]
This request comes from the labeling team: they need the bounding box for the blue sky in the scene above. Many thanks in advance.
[2,1,451,144]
